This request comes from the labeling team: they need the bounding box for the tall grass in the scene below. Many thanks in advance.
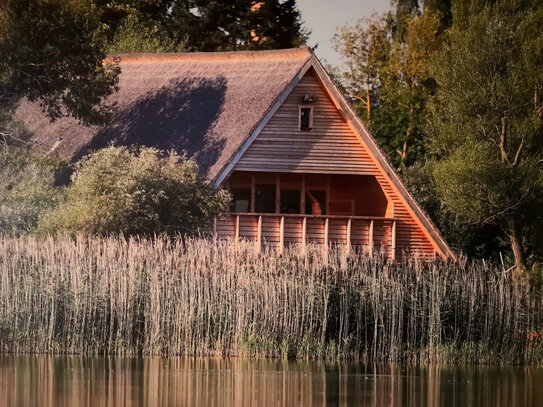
[0,235,541,364]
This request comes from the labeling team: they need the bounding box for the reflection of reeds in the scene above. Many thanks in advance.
[0,235,541,364]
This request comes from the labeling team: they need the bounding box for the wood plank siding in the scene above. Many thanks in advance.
[232,68,437,259]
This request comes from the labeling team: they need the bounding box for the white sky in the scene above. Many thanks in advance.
[296,0,393,66]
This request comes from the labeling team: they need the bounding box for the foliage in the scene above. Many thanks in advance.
[0,235,540,364]
[171,0,308,51]
[40,146,230,236]
[427,0,543,269]
[0,0,120,125]
[334,6,445,168]
[105,12,188,53]
[0,144,66,236]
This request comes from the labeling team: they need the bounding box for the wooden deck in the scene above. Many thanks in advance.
[215,213,398,258]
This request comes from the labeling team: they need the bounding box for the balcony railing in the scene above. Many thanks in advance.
[214,213,398,258]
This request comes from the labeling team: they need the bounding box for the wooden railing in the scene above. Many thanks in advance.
[215,213,398,258]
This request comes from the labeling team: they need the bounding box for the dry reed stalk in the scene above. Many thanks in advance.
[0,235,541,364]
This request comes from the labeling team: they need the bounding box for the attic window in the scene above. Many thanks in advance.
[299,107,313,131]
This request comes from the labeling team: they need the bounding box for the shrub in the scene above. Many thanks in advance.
[40,146,229,236]
[0,144,65,235]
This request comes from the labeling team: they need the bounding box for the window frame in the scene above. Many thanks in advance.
[298,106,313,131]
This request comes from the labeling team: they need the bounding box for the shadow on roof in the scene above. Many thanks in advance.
[76,76,228,177]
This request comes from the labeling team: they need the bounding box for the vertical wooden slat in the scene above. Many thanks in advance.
[368,219,374,257]
[324,217,329,252]
[257,215,262,249]
[391,220,397,260]
[213,216,217,241]
[325,175,331,215]
[302,217,307,249]
[235,215,240,241]
[300,175,306,214]
[279,216,284,253]
[346,217,352,254]
[250,175,256,213]
[275,173,281,214]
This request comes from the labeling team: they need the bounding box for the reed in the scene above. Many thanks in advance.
[0,235,541,364]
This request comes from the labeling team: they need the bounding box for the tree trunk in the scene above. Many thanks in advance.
[507,216,527,271]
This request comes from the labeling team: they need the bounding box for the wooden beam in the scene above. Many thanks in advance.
[275,173,281,214]
[213,217,217,241]
[325,175,331,215]
[300,175,306,214]
[257,215,262,249]
[391,220,397,260]
[346,218,352,254]
[324,217,329,253]
[250,175,256,213]
[279,216,284,253]
[368,220,374,257]
[235,215,240,241]
[302,217,307,250]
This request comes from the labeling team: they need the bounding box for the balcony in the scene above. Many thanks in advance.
[215,213,397,258]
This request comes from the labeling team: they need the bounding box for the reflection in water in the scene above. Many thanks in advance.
[0,356,541,407]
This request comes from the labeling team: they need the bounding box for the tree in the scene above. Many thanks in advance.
[40,147,230,236]
[428,1,543,270]
[0,0,119,125]
[334,8,443,168]
[170,0,308,51]
[0,144,66,236]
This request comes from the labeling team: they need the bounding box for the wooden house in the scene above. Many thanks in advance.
[13,48,454,259]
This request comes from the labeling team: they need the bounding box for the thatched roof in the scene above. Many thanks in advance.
[12,48,312,180]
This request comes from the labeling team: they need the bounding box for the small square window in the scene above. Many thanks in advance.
[299,107,313,131]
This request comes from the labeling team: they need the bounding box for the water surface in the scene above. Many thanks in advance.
[0,355,541,406]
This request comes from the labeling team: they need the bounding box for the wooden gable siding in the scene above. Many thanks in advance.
[232,69,438,258]
[235,69,376,174]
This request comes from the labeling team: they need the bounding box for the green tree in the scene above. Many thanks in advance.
[0,144,66,236]
[0,0,119,125]
[335,8,443,168]
[170,0,308,51]
[428,1,543,270]
[40,146,230,236]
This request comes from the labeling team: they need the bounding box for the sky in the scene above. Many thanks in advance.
[296,0,392,67]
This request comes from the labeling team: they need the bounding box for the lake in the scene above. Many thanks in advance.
[0,355,541,406]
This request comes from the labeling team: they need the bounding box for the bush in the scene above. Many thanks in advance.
[40,146,229,236]
[0,144,65,236]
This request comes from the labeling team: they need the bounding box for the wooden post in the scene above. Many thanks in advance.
[346,218,352,254]
[275,173,281,214]
[256,215,262,249]
[325,175,331,215]
[324,217,329,252]
[250,175,256,213]
[213,216,217,241]
[235,215,240,241]
[300,175,306,214]
[302,217,307,250]
[279,216,284,253]
[391,220,397,260]
[368,219,374,257]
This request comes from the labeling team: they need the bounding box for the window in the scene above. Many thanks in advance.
[255,185,276,213]
[299,107,313,131]
[230,188,250,213]
[280,190,301,214]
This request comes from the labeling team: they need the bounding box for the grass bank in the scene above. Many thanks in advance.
[0,235,541,364]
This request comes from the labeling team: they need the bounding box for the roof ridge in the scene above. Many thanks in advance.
[108,47,313,63]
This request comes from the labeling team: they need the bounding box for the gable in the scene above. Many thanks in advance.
[228,66,454,259]
[235,69,380,175]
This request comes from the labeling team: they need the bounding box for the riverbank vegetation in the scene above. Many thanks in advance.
[0,235,541,364]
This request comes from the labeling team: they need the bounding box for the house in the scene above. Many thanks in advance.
[12,48,454,260]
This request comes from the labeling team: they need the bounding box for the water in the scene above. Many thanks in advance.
[0,356,541,407]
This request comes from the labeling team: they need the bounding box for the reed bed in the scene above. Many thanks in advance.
[0,235,541,364]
